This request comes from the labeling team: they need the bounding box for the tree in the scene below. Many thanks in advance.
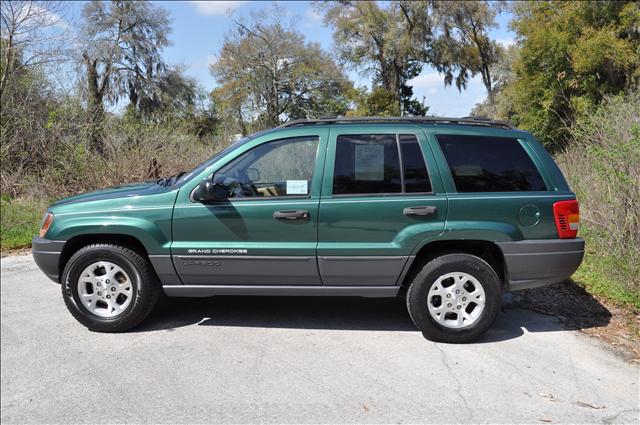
[133,66,218,138]
[1,1,70,98]
[345,85,428,117]
[432,1,502,104]
[79,0,170,154]
[211,6,352,131]
[505,1,639,151]
[137,67,196,119]
[316,0,432,116]
[1,1,74,178]
[470,44,519,119]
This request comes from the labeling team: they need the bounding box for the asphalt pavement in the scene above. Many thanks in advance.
[1,254,638,424]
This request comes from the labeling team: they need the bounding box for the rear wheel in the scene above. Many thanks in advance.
[406,253,501,343]
[61,244,159,332]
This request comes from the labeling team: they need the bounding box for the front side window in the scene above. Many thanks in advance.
[214,136,319,198]
[436,134,547,192]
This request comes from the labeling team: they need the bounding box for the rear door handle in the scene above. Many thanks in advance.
[403,206,437,217]
[273,210,310,220]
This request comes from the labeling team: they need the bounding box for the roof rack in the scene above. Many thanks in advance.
[278,116,514,130]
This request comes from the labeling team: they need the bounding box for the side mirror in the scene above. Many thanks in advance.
[193,180,228,203]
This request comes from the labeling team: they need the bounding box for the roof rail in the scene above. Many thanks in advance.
[278,116,514,130]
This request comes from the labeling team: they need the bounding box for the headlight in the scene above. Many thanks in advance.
[39,212,54,238]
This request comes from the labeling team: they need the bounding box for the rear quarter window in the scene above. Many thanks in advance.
[436,134,547,192]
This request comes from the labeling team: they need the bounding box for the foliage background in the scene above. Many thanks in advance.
[1,0,638,310]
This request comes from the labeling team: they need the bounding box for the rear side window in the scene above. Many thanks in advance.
[400,134,431,193]
[333,134,431,195]
[333,134,401,195]
[436,134,547,192]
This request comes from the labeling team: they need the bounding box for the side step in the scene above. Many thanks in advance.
[162,285,400,298]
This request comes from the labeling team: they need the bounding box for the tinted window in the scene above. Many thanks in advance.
[214,136,319,198]
[333,134,401,195]
[436,134,546,192]
[400,134,431,193]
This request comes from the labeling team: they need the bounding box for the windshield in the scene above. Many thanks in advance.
[175,131,267,185]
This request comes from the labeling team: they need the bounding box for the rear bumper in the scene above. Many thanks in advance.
[497,238,585,291]
[32,237,65,283]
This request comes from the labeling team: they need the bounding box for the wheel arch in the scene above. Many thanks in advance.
[58,234,149,280]
[400,240,507,291]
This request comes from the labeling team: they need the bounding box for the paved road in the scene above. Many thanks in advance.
[1,255,638,424]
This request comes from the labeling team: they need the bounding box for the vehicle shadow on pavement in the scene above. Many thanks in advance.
[134,289,612,343]
[505,279,614,334]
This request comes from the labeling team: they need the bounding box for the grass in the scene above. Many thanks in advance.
[572,227,640,310]
[0,196,50,254]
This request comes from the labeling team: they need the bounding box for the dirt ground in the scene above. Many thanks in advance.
[0,247,31,257]
[511,280,640,362]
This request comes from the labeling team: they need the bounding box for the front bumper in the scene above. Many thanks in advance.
[497,238,585,291]
[32,237,65,283]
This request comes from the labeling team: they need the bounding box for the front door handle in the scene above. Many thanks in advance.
[273,210,310,220]
[403,206,437,217]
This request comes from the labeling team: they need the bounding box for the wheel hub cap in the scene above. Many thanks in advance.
[77,261,133,318]
[427,272,486,329]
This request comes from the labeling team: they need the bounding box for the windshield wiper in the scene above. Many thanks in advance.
[156,171,186,186]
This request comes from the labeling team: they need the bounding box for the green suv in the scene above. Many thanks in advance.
[32,117,584,342]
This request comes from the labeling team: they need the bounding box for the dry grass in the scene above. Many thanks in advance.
[2,116,223,199]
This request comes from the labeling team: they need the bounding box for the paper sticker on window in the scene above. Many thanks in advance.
[355,144,384,180]
[286,180,308,195]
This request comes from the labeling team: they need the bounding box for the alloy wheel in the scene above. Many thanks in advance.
[426,272,486,329]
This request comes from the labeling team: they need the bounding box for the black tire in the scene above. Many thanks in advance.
[61,244,159,332]
[406,253,501,343]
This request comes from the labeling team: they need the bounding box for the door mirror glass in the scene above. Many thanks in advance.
[193,179,229,203]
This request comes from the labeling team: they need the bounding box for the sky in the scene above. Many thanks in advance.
[70,1,516,117]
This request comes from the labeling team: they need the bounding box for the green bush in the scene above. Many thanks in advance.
[557,93,640,308]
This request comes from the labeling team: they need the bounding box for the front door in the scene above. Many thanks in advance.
[172,129,327,285]
[317,126,448,286]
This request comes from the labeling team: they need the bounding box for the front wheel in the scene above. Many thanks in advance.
[61,244,160,332]
[406,254,502,343]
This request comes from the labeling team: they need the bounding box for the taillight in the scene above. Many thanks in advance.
[553,200,579,239]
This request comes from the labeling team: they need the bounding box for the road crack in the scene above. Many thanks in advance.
[602,408,639,424]
[433,343,472,420]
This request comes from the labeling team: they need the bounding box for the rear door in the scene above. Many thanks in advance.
[317,125,448,286]
[171,129,328,285]
[429,130,563,240]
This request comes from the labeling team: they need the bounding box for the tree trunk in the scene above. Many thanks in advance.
[234,104,247,136]
[83,52,106,156]
[267,72,279,128]
[266,99,278,128]
[128,82,139,111]
[483,66,494,105]
[394,61,404,116]
[0,31,16,99]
